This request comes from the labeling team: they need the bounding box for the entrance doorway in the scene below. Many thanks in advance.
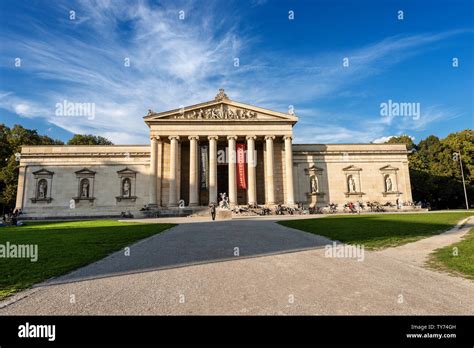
[217,165,228,201]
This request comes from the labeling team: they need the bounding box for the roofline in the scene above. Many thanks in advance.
[292,143,407,146]
[21,144,149,147]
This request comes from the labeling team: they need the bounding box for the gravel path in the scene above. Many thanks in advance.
[1,215,473,315]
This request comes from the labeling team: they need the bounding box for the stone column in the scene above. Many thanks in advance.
[246,135,257,206]
[227,136,238,207]
[188,136,199,206]
[156,138,163,206]
[208,136,218,205]
[168,136,180,207]
[284,136,295,206]
[149,136,158,206]
[265,135,275,205]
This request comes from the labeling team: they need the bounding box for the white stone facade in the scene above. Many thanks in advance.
[16,91,412,218]
[293,144,412,207]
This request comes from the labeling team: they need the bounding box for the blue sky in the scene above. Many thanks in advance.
[0,0,473,144]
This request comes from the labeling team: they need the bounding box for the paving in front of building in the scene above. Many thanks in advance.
[1,216,473,315]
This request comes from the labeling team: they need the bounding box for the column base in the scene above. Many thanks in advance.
[189,202,199,207]
[147,203,159,209]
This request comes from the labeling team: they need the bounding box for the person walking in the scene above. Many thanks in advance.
[210,203,216,221]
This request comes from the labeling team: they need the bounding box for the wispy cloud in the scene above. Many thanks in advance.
[372,135,415,144]
[0,0,468,143]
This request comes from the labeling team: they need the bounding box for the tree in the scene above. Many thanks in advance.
[0,124,63,213]
[385,135,417,152]
[386,130,473,209]
[67,134,114,145]
[0,128,112,213]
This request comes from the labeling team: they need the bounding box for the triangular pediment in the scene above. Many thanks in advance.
[75,168,96,175]
[306,164,324,172]
[379,165,399,171]
[32,168,54,176]
[144,93,298,124]
[117,167,138,175]
[342,165,362,171]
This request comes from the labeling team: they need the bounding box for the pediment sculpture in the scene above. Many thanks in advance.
[174,104,258,120]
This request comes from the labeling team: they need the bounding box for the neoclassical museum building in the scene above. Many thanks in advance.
[16,90,413,218]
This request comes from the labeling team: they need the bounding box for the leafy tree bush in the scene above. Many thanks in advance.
[67,134,114,145]
[0,125,113,213]
[386,130,473,209]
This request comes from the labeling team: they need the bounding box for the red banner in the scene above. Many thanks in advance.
[236,143,247,189]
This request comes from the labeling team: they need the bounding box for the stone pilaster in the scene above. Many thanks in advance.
[15,165,27,210]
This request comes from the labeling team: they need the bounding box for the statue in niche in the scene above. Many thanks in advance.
[38,179,47,199]
[348,176,357,193]
[80,179,90,198]
[310,175,318,193]
[122,178,131,197]
[385,176,393,192]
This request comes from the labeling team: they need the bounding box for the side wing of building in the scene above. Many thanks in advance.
[292,144,413,207]
[15,145,151,218]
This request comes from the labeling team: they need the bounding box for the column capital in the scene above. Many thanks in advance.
[264,135,275,141]
[188,135,200,141]
[168,135,180,141]
[208,135,219,141]
[283,135,293,141]
[150,135,160,141]
[246,135,257,141]
[227,135,238,141]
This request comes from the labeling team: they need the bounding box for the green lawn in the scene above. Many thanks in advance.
[279,212,473,250]
[429,228,474,280]
[0,220,175,299]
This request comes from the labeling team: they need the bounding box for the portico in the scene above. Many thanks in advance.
[144,89,298,208]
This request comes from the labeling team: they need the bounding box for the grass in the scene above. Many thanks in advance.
[0,220,175,300]
[429,227,474,280]
[279,212,473,250]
